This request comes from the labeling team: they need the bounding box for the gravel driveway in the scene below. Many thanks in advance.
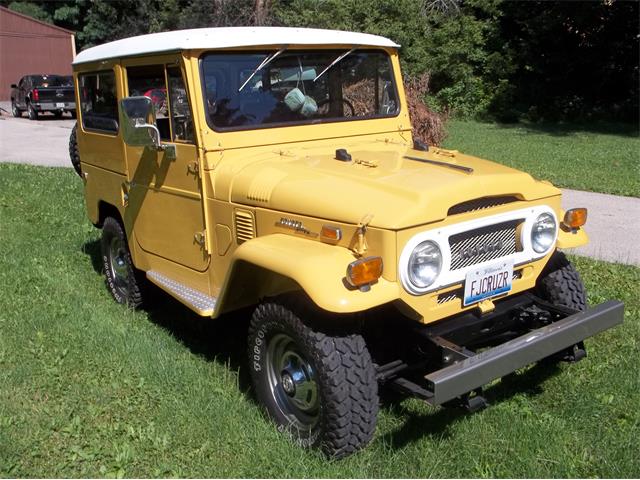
[1,100,638,266]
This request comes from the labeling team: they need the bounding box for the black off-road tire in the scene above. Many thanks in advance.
[248,299,378,458]
[69,123,82,176]
[101,217,146,308]
[536,251,586,311]
[11,100,22,117]
[536,251,587,362]
[27,102,38,120]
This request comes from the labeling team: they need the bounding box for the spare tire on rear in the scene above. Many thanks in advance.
[69,123,82,177]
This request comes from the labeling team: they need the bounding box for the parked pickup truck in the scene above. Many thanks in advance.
[10,74,76,120]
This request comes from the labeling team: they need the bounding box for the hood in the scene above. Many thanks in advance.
[227,146,560,229]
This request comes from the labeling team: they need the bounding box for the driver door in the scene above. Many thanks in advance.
[122,58,208,272]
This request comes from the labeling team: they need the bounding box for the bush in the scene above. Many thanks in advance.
[404,74,447,146]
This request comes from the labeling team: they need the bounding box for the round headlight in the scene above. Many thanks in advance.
[408,240,442,288]
[531,213,557,253]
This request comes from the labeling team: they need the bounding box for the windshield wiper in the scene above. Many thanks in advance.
[404,155,474,174]
[313,48,357,82]
[238,47,287,92]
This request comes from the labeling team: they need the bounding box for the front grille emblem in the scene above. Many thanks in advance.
[460,239,504,261]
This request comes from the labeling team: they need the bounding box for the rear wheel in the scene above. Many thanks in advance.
[248,299,378,458]
[69,123,82,176]
[27,103,38,120]
[101,217,146,308]
[11,100,22,117]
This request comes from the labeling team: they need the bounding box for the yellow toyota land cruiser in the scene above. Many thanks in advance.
[70,27,623,458]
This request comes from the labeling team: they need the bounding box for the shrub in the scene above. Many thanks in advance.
[404,73,447,146]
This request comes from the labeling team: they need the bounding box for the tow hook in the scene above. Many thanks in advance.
[443,389,488,413]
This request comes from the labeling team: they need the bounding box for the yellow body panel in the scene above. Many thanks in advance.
[216,234,400,314]
[74,44,590,324]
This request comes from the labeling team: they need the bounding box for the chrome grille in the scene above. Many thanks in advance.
[449,220,520,270]
[438,290,462,304]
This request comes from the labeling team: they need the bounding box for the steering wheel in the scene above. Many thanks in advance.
[317,98,356,117]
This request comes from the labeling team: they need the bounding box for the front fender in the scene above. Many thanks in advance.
[215,234,400,315]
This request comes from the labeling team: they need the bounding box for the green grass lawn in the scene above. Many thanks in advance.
[443,120,640,197]
[1,163,639,477]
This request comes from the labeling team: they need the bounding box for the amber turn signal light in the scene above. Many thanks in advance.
[321,225,342,242]
[563,208,588,229]
[346,256,383,288]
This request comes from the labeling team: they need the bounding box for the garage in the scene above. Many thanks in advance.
[0,5,75,101]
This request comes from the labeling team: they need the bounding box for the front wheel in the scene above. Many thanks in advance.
[11,100,22,117]
[248,299,378,458]
[536,251,587,362]
[536,251,586,311]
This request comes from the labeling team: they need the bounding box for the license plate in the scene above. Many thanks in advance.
[463,260,513,306]
[56,102,65,108]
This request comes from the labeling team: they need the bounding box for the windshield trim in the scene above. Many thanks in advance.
[198,48,401,133]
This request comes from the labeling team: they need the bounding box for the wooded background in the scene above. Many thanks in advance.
[4,0,638,123]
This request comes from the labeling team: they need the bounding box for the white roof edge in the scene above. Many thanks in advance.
[73,27,400,65]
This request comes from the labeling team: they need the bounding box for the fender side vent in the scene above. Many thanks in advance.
[235,209,256,244]
[448,196,519,216]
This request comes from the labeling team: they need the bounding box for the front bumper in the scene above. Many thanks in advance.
[383,296,624,406]
[425,300,623,405]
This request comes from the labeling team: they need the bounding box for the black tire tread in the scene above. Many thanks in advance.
[69,123,82,176]
[248,298,378,458]
[11,100,22,117]
[537,251,586,311]
[27,102,38,120]
[101,216,146,308]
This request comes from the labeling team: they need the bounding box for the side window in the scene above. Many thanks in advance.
[126,65,170,141]
[167,67,194,142]
[79,71,119,133]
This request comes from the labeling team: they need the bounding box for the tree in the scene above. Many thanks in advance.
[6,1,52,22]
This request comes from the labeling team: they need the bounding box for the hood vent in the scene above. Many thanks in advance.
[448,196,519,216]
[235,210,255,244]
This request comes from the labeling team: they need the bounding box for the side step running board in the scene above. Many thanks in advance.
[147,270,217,316]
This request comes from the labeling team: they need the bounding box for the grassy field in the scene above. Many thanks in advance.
[443,120,640,197]
[1,163,639,477]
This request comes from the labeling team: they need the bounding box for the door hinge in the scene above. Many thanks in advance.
[194,230,208,250]
[188,160,200,176]
[121,182,130,207]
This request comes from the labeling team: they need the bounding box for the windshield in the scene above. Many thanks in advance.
[201,50,399,130]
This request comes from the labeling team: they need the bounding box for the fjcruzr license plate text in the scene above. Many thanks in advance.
[463,260,514,306]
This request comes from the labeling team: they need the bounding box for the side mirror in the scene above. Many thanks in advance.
[10,84,17,89]
[119,96,163,149]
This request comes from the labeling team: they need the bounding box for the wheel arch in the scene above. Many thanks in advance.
[214,234,400,317]
[95,200,123,228]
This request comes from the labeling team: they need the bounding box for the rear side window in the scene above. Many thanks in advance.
[79,71,118,134]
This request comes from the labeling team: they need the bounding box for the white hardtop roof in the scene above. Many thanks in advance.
[73,27,400,65]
